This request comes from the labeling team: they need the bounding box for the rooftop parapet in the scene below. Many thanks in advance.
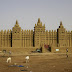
[37,18,42,26]
[59,21,64,28]
[15,20,19,27]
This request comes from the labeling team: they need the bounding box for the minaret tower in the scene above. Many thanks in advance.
[57,21,67,47]
[34,18,45,47]
[12,20,22,48]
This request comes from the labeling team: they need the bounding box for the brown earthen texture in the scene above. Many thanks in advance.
[0,18,72,53]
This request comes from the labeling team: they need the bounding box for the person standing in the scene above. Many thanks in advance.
[9,51,11,57]
[66,48,68,58]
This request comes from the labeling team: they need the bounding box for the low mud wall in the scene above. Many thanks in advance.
[0,47,37,54]
[51,47,72,53]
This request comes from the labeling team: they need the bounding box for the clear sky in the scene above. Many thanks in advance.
[0,0,72,31]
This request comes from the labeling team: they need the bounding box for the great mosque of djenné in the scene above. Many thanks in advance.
[0,18,72,53]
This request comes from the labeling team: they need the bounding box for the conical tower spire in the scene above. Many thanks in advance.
[60,21,64,28]
[60,21,62,25]
[37,18,42,26]
[15,20,19,27]
[16,20,18,24]
[38,18,40,23]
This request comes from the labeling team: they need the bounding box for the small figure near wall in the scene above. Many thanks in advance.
[66,48,68,58]
[25,56,29,63]
[9,51,11,57]
[6,57,11,63]
[3,50,6,57]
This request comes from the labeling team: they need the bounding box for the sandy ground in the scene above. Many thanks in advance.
[0,53,72,72]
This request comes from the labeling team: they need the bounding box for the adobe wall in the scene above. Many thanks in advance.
[0,47,37,54]
[34,18,57,48]
[0,30,11,47]
[0,18,72,53]
[51,47,72,53]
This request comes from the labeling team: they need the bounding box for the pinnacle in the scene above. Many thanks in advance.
[16,20,18,24]
[38,18,40,23]
[60,21,62,25]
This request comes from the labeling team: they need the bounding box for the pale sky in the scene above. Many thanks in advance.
[0,0,72,31]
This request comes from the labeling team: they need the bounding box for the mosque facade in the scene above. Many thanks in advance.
[0,18,72,53]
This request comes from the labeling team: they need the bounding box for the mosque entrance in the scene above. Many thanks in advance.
[44,44,51,52]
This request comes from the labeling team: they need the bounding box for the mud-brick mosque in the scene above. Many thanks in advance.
[0,18,72,53]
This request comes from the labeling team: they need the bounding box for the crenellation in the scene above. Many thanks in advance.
[52,30,54,45]
[49,30,52,46]
[4,30,7,47]
[71,31,72,47]
[35,24,36,27]
[0,19,72,52]
[38,18,40,23]
[1,30,3,46]
[0,31,1,47]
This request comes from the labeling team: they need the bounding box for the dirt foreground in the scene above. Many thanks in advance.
[0,53,72,72]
